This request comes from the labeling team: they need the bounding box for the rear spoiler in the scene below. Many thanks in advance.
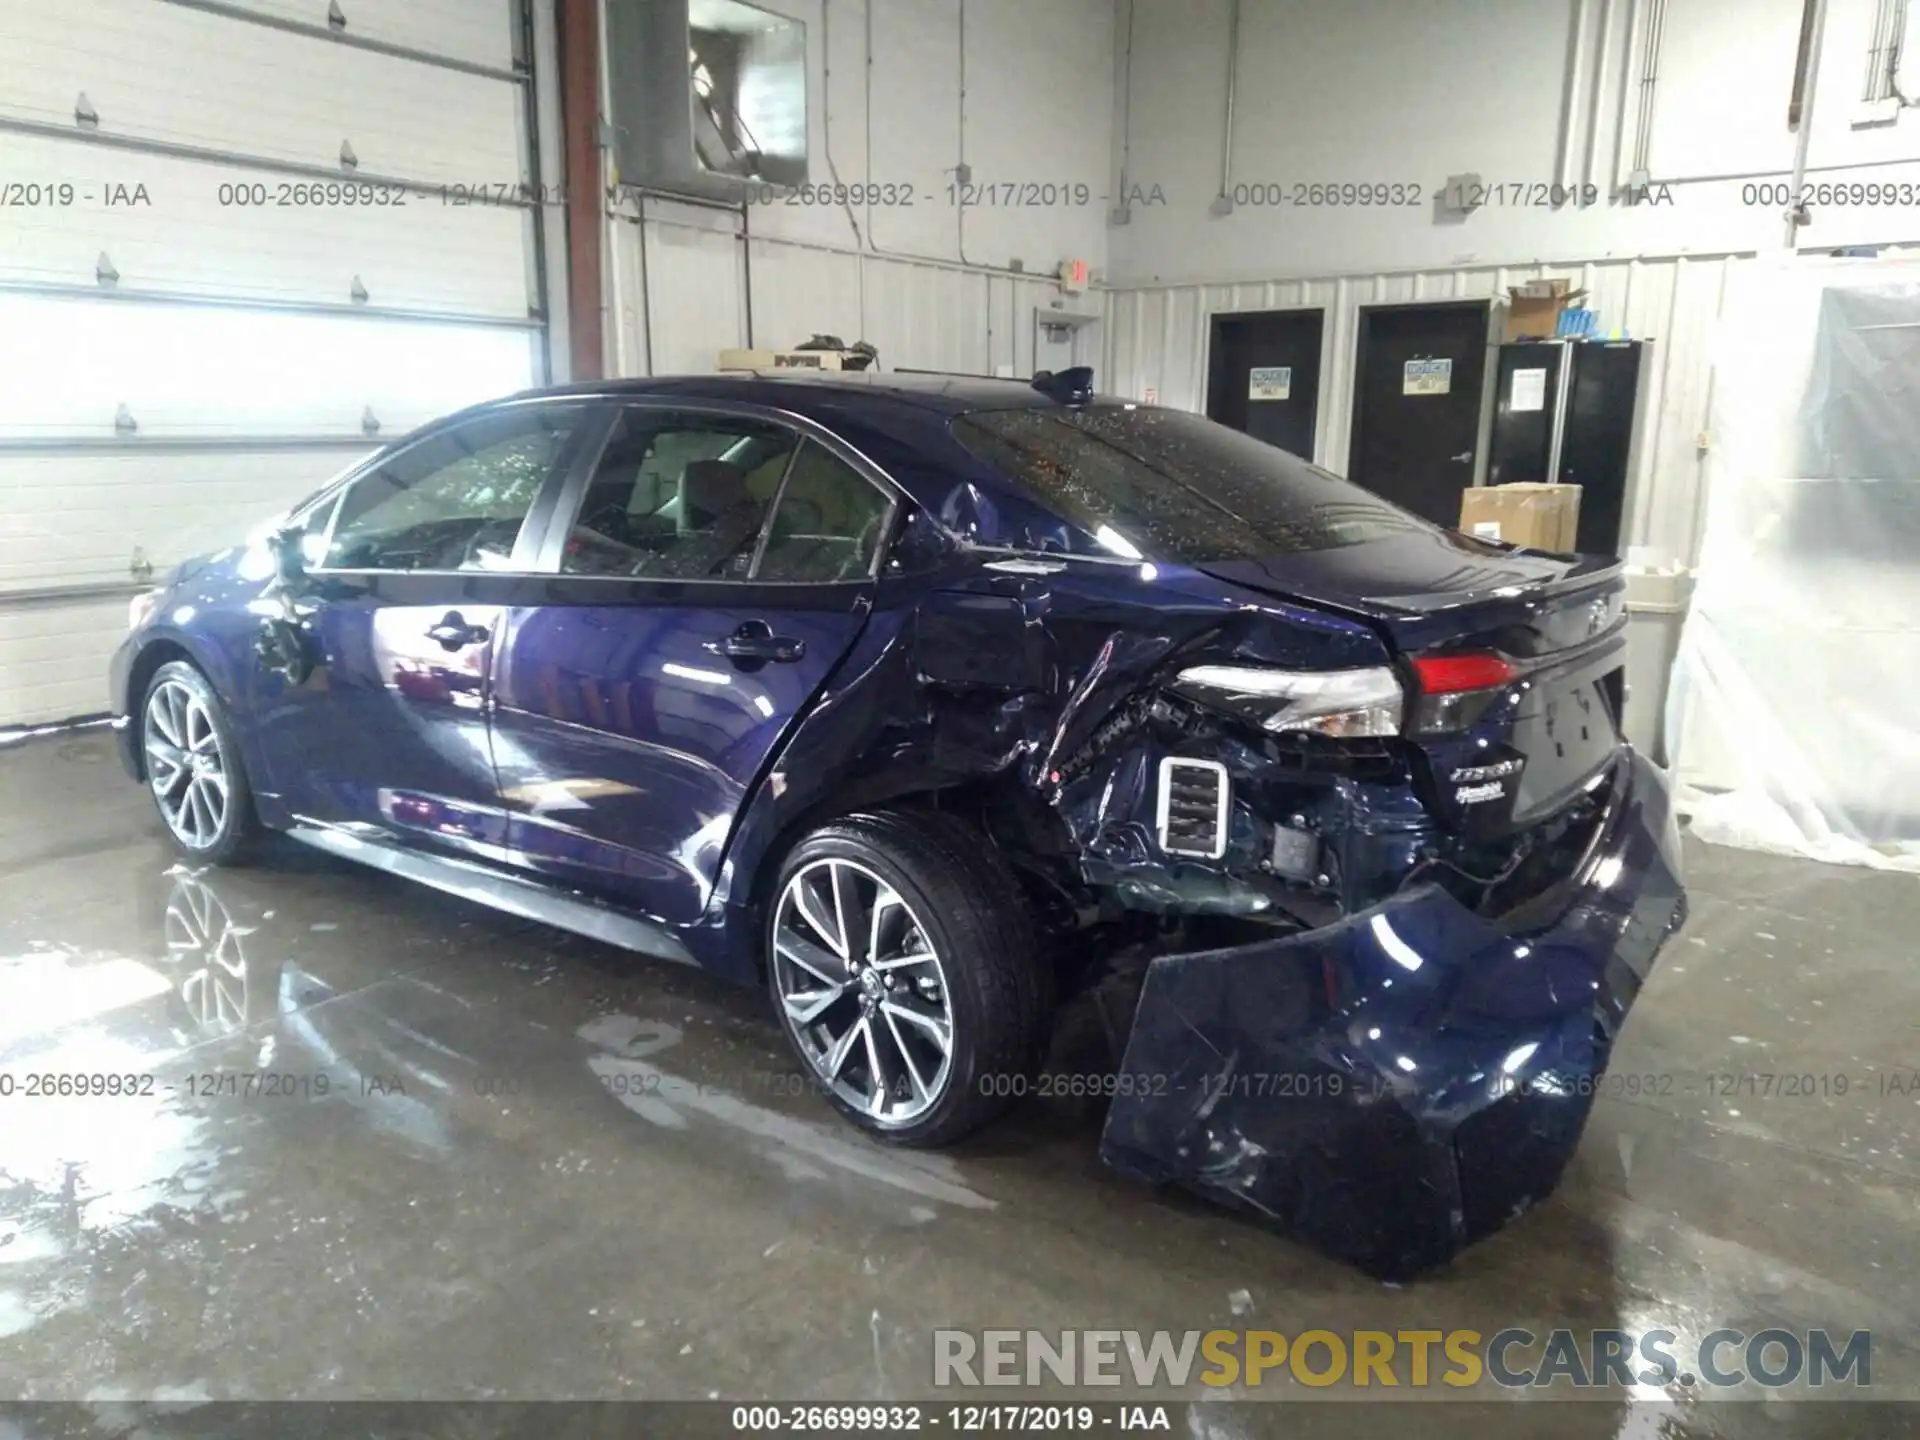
[1353,552,1626,618]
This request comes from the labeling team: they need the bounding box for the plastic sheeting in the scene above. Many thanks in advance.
[1667,258,1920,870]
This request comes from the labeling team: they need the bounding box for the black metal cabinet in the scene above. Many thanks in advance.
[1485,340,1650,557]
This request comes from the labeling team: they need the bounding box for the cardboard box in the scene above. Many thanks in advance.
[715,348,846,372]
[1503,280,1589,342]
[1458,483,1583,550]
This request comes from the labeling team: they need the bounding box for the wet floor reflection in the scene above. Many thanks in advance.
[0,735,1917,1434]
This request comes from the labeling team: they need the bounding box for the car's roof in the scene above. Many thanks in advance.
[509,369,1112,418]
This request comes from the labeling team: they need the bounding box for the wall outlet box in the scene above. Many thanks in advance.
[1438,173,1482,214]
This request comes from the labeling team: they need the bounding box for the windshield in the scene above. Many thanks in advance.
[950,405,1438,561]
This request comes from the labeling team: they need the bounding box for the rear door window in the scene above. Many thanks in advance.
[560,410,798,580]
[950,405,1435,562]
[753,441,893,582]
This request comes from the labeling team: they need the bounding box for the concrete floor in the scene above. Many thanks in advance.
[1,730,1916,1439]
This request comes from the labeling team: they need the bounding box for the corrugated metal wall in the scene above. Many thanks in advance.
[606,199,1089,385]
[1101,255,1751,568]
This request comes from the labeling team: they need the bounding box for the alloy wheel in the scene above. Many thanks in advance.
[771,857,955,1127]
[145,679,230,850]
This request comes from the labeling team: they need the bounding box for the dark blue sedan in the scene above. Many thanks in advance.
[111,368,1685,1276]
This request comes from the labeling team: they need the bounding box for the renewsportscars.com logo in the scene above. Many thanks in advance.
[932,1328,1872,1392]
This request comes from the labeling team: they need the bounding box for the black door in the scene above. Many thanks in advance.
[1347,301,1490,526]
[1205,310,1323,459]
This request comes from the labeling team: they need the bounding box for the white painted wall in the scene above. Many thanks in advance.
[602,0,1115,375]
[1104,256,1732,568]
[1109,0,1920,286]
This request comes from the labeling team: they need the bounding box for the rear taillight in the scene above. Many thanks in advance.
[1412,653,1515,693]
[1409,652,1517,734]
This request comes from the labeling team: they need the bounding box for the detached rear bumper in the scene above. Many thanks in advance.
[1100,749,1686,1279]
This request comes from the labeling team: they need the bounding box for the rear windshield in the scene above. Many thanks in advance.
[950,405,1435,561]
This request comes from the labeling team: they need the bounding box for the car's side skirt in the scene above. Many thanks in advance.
[286,821,698,966]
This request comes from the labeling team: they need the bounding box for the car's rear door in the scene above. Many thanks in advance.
[251,401,598,848]
[489,403,894,923]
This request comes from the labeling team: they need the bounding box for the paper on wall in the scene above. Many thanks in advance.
[1510,366,1548,412]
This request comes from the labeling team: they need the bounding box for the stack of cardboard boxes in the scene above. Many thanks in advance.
[1459,280,1592,549]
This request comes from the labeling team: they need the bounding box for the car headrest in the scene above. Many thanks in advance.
[680,459,751,524]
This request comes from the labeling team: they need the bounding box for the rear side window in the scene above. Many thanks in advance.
[561,410,797,580]
[950,406,1434,562]
[755,441,892,582]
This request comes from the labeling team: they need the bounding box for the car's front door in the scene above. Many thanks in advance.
[488,405,895,923]
[252,402,595,850]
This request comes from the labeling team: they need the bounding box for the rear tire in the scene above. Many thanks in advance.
[766,808,1050,1147]
[140,660,263,866]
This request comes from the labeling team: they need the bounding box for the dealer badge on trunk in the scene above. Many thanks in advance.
[1450,756,1525,805]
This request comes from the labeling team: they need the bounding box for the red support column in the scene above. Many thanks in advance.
[557,0,604,380]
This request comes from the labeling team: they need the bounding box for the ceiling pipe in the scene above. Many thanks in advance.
[1210,0,1241,215]
[1785,0,1832,246]
[1629,0,1666,183]
[1582,0,1618,195]
[1863,0,1895,100]
[1111,0,1135,225]
[1556,0,1593,197]
[1609,0,1642,193]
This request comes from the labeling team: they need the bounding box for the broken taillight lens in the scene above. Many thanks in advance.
[1408,652,1517,734]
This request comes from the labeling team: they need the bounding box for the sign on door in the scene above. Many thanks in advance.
[1403,358,1453,396]
[1248,366,1292,401]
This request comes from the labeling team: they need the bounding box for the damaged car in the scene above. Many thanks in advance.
[109,368,1686,1278]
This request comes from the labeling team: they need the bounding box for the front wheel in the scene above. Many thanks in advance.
[766,809,1050,1147]
[140,660,263,866]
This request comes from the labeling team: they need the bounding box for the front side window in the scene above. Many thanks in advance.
[561,410,797,580]
[324,406,581,572]
[755,441,893,582]
[950,405,1435,562]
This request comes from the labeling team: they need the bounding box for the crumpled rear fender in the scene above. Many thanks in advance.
[1100,750,1686,1279]
[689,563,1388,973]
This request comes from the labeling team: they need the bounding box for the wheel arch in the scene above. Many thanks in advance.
[727,769,1078,978]
[124,638,200,780]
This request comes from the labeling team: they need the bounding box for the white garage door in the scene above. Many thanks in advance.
[0,0,551,725]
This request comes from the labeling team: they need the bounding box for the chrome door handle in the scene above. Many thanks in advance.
[704,621,805,664]
[426,613,490,651]
[1450,451,1474,463]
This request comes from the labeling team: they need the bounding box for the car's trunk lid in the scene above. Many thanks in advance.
[1200,530,1630,835]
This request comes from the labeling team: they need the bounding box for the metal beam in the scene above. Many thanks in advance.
[528,0,573,383]
[558,0,605,379]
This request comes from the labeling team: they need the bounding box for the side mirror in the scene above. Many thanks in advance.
[267,525,308,588]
